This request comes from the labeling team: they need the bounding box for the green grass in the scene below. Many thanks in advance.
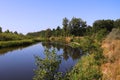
[0,33,27,41]
[65,36,105,80]
[0,39,41,49]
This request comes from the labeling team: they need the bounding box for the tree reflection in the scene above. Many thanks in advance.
[41,42,82,61]
[0,45,31,55]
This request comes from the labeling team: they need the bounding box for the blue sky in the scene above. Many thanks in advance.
[0,0,120,34]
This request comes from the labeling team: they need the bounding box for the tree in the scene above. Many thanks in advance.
[0,27,2,33]
[69,17,87,36]
[5,29,10,33]
[62,17,69,37]
[114,19,120,29]
[56,26,61,37]
[14,31,18,34]
[93,19,114,32]
[85,25,92,36]
[45,28,52,38]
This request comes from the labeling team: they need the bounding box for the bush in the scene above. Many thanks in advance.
[33,48,62,80]
[95,29,108,42]
[0,33,26,41]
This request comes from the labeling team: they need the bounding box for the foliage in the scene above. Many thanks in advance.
[26,18,120,39]
[93,19,114,32]
[95,28,108,42]
[66,37,105,80]
[114,19,120,29]
[45,28,52,38]
[66,54,102,80]
[0,39,41,49]
[63,17,69,37]
[0,27,2,33]
[33,48,62,80]
[69,17,87,36]
[0,33,27,41]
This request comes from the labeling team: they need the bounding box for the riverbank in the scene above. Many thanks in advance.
[101,29,120,80]
[0,39,41,49]
[64,36,104,80]
[65,28,120,80]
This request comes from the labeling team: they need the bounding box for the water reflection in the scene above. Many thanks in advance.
[0,45,31,55]
[41,42,82,60]
[0,42,83,80]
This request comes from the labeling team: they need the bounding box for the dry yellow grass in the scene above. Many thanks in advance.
[101,39,120,80]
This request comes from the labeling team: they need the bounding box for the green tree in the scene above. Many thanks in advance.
[0,27,2,33]
[56,26,61,37]
[14,31,18,34]
[5,29,10,33]
[69,17,86,36]
[45,28,52,38]
[114,19,120,29]
[62,17,69,37]
[93,19,114,32]
[85,25,92,36]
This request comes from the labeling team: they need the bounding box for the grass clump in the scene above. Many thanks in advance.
[66,54,102,80]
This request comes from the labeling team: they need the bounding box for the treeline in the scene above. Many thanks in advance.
[27,17,120,38]
[0,27,27,41]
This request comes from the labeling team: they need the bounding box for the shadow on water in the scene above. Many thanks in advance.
[41,42,83,60]
[33,42,84,80]
[0,42,83,80]
[0,43,39,55]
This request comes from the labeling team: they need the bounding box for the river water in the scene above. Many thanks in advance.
[0,42,82,80]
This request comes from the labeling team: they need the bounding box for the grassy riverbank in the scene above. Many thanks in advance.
[64,36,104,80]
[0,39,41,49]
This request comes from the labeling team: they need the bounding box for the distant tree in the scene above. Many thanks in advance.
[5,29,10,33]
[45,28,52,38]
[85,25,92,36]
[114,19,120,29]
[0,27,2,33]
[14,31,18,34]
[93,19,114,32]
[56,26,61,37]
[56,26,61,31]
[62,17,69,37]
[69,17,87,36]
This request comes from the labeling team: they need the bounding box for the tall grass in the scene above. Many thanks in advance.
[0,39,41,49]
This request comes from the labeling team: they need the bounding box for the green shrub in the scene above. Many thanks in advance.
[0,33,26,41]
[95,29,108,42]
[33,48,62,80]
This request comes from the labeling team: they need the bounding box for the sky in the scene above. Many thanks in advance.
[0,0,120,34]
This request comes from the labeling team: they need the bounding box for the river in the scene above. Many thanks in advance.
[0,42,83,80]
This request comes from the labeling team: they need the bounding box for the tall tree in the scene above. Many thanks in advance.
[0,27,2,33]
[69,17,87,36]
[56,26,61,37]
[45,28,52,38]
[62,17,69,37]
